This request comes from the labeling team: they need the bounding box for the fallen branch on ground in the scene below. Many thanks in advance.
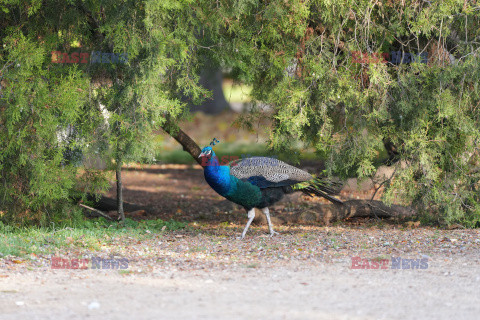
[79,203,114,221]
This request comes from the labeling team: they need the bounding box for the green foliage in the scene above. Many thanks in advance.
[0,0,209,224]
[0,29,108,224]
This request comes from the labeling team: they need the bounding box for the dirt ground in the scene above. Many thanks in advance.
[1,164,480,319]
[2,256,479,320]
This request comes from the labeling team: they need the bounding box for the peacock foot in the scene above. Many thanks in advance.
[269,230,279,237]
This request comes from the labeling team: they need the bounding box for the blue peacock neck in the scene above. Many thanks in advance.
[203,151,232,196]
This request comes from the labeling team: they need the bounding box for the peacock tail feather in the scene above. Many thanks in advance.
[293,175,343,204]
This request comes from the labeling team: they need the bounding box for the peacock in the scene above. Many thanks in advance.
[199,138,343,239]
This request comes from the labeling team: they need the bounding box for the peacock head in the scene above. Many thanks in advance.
[198,138,220,162]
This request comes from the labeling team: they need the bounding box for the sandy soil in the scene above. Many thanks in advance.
[1,254,479,320]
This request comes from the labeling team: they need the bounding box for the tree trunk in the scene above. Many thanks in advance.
[162,118,203,165]
[116,158,125,223]
[189,67,229,114]
[256,200,416,226]
[321,200,415,223]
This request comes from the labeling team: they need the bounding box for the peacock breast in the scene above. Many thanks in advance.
[204,165,232,196]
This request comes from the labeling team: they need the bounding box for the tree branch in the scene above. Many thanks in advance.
[79,203,114,221]
[162,118,203,165]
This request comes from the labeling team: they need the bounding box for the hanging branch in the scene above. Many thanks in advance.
[162,117,203,166]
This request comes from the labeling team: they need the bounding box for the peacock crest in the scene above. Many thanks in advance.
[210,138,220,146]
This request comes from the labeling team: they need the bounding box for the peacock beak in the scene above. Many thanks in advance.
[198,152,205,158]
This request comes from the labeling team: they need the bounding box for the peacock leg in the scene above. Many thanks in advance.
[262,207,279,237]
[239,208,256,240]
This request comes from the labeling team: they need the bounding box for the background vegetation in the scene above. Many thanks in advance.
[1,0,479,227]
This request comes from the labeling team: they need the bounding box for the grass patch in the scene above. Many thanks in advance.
[155,148,200,164]
[0,218,186,258]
